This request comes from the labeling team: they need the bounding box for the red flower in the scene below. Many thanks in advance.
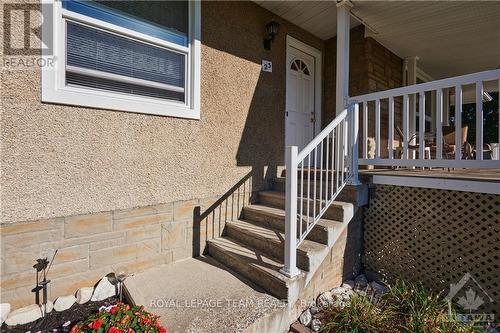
[120,315,131,326]
[92,318,103,330]
[159,326,167,333]
[127,329,135,333]
[125,304,130,311]
[110,305,118,314]
[109,327,121,333]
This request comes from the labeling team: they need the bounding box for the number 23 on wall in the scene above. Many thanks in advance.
[262,60,272,73]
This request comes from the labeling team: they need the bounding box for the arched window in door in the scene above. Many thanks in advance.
[291,59,310,76]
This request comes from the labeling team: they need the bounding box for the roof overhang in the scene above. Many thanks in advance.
[255,1,500,82]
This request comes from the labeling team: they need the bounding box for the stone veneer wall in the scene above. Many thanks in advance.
[364,185,499,317]
[0,182,254,309]
[298,210,364,304]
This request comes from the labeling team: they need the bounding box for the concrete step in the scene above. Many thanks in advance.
[242,204,343,246]
[225,219,328,272]
[258,191,354,223]
[207,237,303,301]
[272,177,368,206]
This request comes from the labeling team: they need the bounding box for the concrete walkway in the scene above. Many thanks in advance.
[125,257,287,333]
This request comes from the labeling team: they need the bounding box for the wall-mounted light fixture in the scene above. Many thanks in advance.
[264,21,280,50]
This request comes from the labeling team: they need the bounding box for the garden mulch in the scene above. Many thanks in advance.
[1,296,119,333]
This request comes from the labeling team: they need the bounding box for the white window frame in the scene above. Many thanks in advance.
[42,0,201,119]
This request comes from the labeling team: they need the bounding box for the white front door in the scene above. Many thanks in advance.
[285,43,318,152]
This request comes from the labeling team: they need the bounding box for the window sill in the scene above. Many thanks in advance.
[41,85,200,120]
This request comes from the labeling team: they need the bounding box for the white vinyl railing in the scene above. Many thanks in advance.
[281,69,500,278]
[281,104,359,278]
[350,69,500,169]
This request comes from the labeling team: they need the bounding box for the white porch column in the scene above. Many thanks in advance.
[336,1,352,115]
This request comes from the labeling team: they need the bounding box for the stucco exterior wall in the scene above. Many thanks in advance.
[0,1,324,224]
[0,0,329,308]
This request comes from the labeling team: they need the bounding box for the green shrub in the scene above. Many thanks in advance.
[385,279,479,333]
[320,279,480,333]
[321,294,396,333]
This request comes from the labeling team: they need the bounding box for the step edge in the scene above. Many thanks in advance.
[207,237,298,285]
[259,191,354,206]
[226,220,328,255]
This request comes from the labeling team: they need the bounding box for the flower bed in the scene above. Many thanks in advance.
[1,297,119,333]
[1,299,167,333]
[71,303,166,333]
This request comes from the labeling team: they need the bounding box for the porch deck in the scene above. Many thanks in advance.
[359,168,500,194]
[360,168,500,182]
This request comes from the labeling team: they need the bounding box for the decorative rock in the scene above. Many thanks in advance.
[76,287,94,304]
[299,308,312,327]
[316,291,334,308]
[370,281,388,296]
[5,304,42,326]
[342,280,355,289]
[91,277,116,301]
[331,286,353,297]
[311,318,322,332]
[309,306,320,315]
[354,274,368,288]
[0,303,11,325]
[331,286,354,309]
[54,295,76,312]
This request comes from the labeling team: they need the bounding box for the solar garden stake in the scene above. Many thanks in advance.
[32,249,58,317]
[114,266,129,302]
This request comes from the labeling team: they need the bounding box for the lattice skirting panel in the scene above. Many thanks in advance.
[364,185,499,318]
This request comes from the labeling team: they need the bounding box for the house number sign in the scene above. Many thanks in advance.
[262,60,272,72]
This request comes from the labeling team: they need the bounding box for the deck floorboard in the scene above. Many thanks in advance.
[360,168,500,182]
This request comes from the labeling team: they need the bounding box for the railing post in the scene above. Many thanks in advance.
[280,146,300,278]
[475,81,483,160]
[349,104,361,185]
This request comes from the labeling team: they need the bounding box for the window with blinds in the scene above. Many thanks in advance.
[61,0,190,105]
[42,0,199,118]
[66,21,186,102]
